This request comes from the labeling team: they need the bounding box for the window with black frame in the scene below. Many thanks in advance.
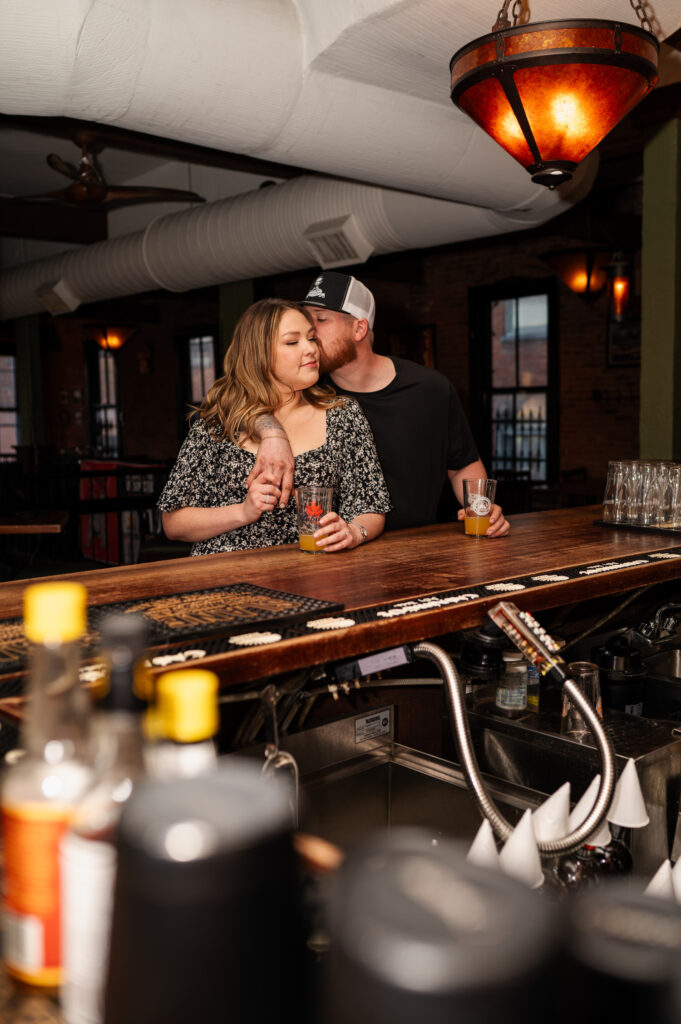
[0,347,20,461]
[188,333,217,405]
[470,280,558,488]
[178,332,218,439]
[88,346,120,457]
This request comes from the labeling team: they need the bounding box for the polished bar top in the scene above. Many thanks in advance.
[0,510,68,535]
[1,507,680,688]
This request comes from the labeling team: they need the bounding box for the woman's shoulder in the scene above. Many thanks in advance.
[328,395,362,421]
[188,414,230,443]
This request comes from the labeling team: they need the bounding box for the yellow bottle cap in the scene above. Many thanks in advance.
[143,705,163,742]
[23,581,87,644]
[156,669,219,743]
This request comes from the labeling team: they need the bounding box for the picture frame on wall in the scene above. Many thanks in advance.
[607,319,640,367]
[386,324,436,368]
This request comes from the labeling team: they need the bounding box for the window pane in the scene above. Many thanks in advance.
[0,356,17,408]
[0,410,18,456]
[516,391,547,481]
[95,406,119,457]
[517,295,548,386]
[491,299,516,388]
[189,335,216,402]
[491,393,516,472]
[491,391,547,482]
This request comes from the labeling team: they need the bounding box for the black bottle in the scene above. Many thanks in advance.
[593,826,633,877]
[556,845,602,893]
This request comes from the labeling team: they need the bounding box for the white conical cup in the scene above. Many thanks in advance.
[645,859,675,900]
[467,818,501,871]
[532,782,570,842]
[671,858,681,903]
[607,758,650,828]
[499,809,543,889]
[568,775,611,847]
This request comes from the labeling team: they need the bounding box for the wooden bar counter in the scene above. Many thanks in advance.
[1,506,680,690]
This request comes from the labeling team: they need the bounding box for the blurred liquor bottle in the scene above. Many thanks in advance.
[143,668,219,779]
[2,581,93,994]
[61,613,149,1024]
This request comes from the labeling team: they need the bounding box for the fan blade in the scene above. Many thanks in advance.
[8,183,205,207]
[10,187,80,202]
[11,182,108,204]
[46,153,80,180]
[100,185,206,206]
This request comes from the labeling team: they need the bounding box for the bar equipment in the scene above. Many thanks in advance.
[591,637,645,715]
[412,602,617,855]
[260,683,300,828]
[561,662,602,741]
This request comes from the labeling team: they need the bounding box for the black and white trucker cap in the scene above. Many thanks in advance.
[302,272,375,329]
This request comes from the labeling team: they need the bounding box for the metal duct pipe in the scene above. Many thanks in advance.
[0,169,595,320]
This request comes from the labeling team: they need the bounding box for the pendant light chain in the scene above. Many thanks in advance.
[493,0,513,31]
[629,0,654,36]
[496,0,655,35]
[493,0,527,31]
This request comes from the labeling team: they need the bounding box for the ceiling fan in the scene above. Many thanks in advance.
[14,131,206,208]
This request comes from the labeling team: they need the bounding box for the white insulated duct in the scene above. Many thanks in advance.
[1,0,674,315]
[1,0,651,211]
[0,169,597,321]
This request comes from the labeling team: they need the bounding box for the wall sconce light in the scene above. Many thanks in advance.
[96,326,135,351]
[540,246,612,297]
[607,253,633,322]
[449,3,659,187]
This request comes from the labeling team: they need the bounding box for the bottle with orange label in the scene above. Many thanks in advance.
[1,580,93,994]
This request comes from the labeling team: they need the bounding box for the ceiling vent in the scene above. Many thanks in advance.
[36,278,81,315]
[303,214,374,269]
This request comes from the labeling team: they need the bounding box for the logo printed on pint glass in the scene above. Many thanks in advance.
[470,495,491,516]
[305,501,324,520]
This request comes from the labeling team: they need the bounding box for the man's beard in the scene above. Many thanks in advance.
[318,335,357,375]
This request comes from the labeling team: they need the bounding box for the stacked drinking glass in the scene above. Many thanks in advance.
[602,459,681,527]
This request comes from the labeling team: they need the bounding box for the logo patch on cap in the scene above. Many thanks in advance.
[306,276,325,300]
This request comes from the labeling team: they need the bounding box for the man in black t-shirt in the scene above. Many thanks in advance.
[247,272,509,536]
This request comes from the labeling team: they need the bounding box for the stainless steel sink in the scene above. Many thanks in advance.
[239,702,681,875]
[646,649,681,679]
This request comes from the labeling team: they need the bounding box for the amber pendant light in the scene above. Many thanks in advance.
[450,2,659,187]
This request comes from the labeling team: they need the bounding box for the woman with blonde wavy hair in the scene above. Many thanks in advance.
[158,298,390,555]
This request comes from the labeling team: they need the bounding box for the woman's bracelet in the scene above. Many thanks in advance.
[349,521,368,545]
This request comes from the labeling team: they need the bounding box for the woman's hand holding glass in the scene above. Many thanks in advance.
[313,512,359,552]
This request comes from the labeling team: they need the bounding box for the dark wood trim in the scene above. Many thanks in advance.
[0,114,314,181]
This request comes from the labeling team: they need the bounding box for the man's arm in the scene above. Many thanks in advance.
[244,414,295,507]
[448,460,510,537]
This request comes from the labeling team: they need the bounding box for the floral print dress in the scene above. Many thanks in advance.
[157,398,391,555]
